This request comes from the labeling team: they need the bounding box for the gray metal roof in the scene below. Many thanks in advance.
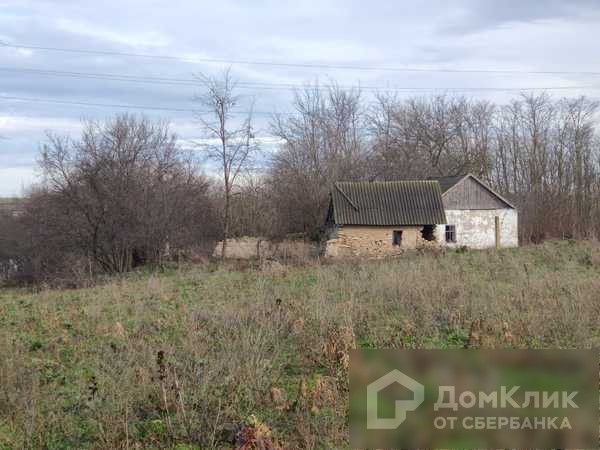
[331,181,447,226]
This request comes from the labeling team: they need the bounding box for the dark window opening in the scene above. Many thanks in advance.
[445,225,456,243]
[392,230,403,246]
[421,224,436,241]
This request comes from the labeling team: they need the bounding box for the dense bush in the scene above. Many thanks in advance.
[0,115,220,285]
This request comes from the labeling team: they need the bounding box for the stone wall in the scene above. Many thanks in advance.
[323,226,427,258]
[213,237,318,260]
[435,209,518,249]
[323,209,519,258]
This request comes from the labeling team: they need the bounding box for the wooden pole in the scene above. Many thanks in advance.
[495,216,501,249]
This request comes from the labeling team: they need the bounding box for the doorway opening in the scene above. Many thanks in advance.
[421,225,436,241]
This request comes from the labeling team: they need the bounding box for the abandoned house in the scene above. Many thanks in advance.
[324,175,518,257]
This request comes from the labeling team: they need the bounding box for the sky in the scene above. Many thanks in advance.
[1,0,600,196]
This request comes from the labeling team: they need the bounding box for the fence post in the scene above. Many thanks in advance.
[495,216,501,249]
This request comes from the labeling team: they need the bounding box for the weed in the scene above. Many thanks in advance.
[0,240,599,448]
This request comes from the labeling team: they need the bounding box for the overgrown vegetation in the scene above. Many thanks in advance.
[1,241,599,449]
[3,82,600,285]
[0,115,219,285]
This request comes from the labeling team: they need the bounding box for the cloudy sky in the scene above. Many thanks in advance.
[1,0,600,195]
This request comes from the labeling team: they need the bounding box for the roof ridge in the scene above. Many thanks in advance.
[334,183,359,211]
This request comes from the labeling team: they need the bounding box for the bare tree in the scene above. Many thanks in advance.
[367,94,494,180]
[229,174,278,238]
[491,93,600,242]
[269,83,368,236]
[194,69,258,258]
[32,114,217,277]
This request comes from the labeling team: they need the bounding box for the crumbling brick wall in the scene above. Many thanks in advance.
[213,237,319,260]
[324,226,429,258]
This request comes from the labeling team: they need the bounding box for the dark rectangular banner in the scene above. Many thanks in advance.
[349,349,597,449]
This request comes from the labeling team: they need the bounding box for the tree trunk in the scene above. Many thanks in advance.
[221,190,230,259]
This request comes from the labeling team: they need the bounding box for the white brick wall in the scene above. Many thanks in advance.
[435,209,518,249]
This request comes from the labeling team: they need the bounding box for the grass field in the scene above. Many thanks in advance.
[1,240,600,449]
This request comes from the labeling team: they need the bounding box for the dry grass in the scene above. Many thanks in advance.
[1,240,600,449]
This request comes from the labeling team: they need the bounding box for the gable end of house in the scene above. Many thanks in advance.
[432,174,515,210]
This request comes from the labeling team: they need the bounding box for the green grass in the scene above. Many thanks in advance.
[1,240,600,448]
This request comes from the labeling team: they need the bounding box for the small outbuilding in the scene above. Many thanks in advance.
[324,175,518,258]
[324,180,447,257]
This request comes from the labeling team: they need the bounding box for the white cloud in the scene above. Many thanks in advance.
[1,0,600,195]
[54,18,171,49]
[257,37,382,64]
[0,116,82,136]
[15,48,33,57]
[178,135,284,150]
